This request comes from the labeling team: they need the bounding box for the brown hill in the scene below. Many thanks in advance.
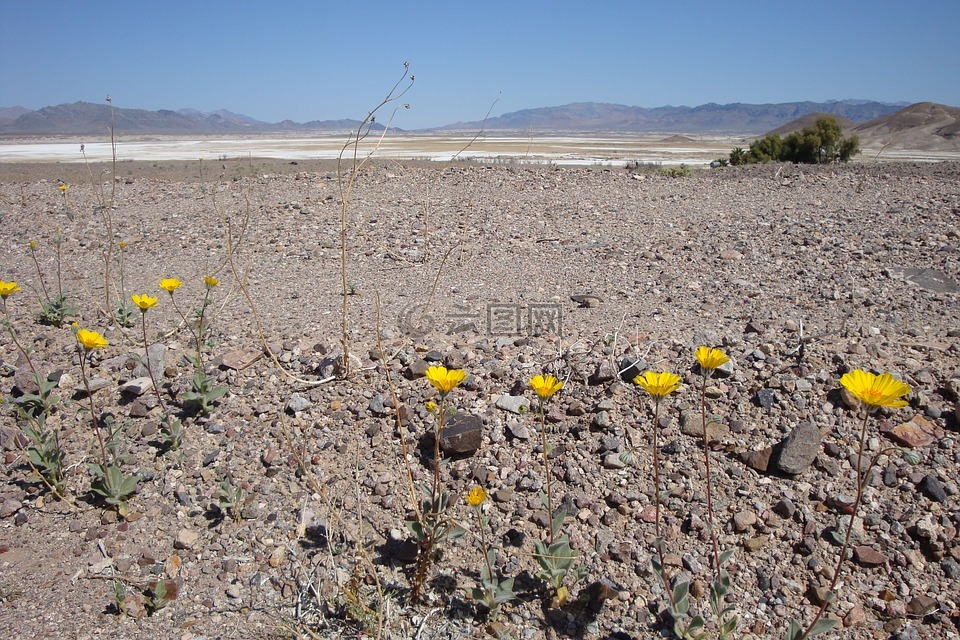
[853,102,960,151]
[765,112,858,137]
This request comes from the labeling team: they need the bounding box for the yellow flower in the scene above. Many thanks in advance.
[118,241,127,250]
[840,369,911,409]
[530,374,563,400]
[29,241,37,250]
[634,371,682,398]
[76,328,108,351]
[59,184,68,192]
[466,486,487,507]
[425,400,438,413]
[131,293,158,311]
[0,280,21,298]
[204,276,219,288]
[425,365,466,394]
[159,278,182,293]
[695,346,729,372]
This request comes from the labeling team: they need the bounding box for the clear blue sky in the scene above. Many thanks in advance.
[2,1,958,130]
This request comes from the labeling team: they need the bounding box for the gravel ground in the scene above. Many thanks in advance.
[1,159,959,639]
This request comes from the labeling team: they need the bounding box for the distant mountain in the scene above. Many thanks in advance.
[853,102,960,152]
[764,112,859,137]
[440,100,906,134]
[0,99,933,136]
[0,101,382,135]
[0,106,32,124]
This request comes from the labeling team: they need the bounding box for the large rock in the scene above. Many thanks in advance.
[880,414,944,448]
[439,413,483,455]
[775,422,822,474]
[131,343,166,380]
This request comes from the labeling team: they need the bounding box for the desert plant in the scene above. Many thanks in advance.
[131,292,184,451]
[75,326,139,513]
[30,235,78,327]
[114,241,136,327]
[336,62,414,378]
[784,369,912,640]
[160,277,227,414]
[529,373,585,606]
[466,486,515,620]
[658,163,692,178]
[407,364,467,603]
[216,474,245,523]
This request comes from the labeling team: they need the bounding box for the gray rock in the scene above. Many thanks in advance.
[496,394,530,414]
[506,420,531,440]
[942,557,960,579]
[131,343,166,380]
[775,422,822,474]
[368,394,389,415]
[592,410,611,430]
[602,453,627,469]
[75,377,111,395]
[918,474,948,502]
[714,359,735,378]
[588,359,617,385]
[618,356,647,382]
[286,393,311,414]
[756,389,776,409]
[439,413,483,455]
[119,376,154,396]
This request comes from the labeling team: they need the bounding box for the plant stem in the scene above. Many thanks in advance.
[700,373,721,582]
[539,397,555,546]
[29,246,51,304]
[650,396,679,611]
[797,411,870,640]
[2,300,38,378]
[140,312,170,416]
[79,349,112,493]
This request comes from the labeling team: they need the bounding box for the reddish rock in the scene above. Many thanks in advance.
[853,545,889,567]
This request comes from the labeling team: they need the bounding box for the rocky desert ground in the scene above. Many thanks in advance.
[0,156,959,640]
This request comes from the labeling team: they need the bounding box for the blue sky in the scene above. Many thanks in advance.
[2,1,958,129]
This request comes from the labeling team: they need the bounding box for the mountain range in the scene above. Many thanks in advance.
[0,99,915,136]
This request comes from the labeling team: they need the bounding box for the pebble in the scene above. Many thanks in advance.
[175,529,199,550]
[918,474,948,502]
[775,422,822,474]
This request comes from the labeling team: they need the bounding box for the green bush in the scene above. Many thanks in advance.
[730,116,860,165]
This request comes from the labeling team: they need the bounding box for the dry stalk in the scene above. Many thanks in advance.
[337,63,415,378]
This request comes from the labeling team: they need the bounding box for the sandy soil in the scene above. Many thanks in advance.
[0,159,959,640]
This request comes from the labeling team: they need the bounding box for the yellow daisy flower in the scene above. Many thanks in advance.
[0,280,21,299]
[634,371,682,398]
[840,369,910,409]
[695,346,729,372]
[159,278,182,293]
[76,328,108,351]
[529,374,563,400]
[425,365,466,394]
[466,486,487,507]
[131,293,158,311]
[204,276,219,288]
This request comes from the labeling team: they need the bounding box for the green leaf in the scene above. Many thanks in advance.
[721,615,739,636]
[808,618,837,636]
[672,580,690,605]
[550,510,566,538]
[687,616,705,634]
[781,619,803,640]
[719,548,735,566]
